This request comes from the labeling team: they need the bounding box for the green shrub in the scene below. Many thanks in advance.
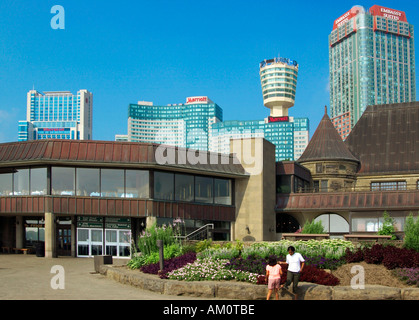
[195,239,213,252]
[378,211,397,240]
[301,220,326,234]
[128,220,184,269]
[197,247,241,260]
[404,213,419,251]
[136,223,179,255]
[128,243,183,269]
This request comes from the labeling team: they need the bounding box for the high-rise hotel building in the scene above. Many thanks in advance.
[210,57,309,161]
[18,90,93,141]
[127,97,223,151]
[329,5,416,140]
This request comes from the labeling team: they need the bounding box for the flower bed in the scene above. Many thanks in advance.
[245,239,354,260]
[226,255,340,286]
[140,252,197,279]
[166,258,260,284]
[393,268,419,287]
[129,238,419,288]
[345,244,419,270]
[138,240,345,286]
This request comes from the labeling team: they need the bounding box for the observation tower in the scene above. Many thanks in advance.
[259,57,299,117]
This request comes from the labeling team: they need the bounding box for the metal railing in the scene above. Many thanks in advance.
[278,183,419,194]
[176,224,214,241]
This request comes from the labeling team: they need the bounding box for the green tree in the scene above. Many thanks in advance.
[404,213,419,251]
[378,211,396,240]
[301,219,326,234]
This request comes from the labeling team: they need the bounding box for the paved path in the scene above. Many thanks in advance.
[0,254,213,300]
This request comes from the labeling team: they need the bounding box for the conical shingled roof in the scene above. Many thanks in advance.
[298,107,359,163]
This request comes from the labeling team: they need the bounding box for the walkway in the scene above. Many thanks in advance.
[0,254,214,300]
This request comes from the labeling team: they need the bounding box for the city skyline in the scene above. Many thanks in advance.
[1,0,418,144]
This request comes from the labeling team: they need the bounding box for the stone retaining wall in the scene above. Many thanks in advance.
[100,265,419,300]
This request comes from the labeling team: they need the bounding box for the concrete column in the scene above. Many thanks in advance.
[71,217,76,257]
[44,212,57,258]
[146,216,157,228]
[15,216,24,249]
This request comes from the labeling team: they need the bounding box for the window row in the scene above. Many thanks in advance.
[370,181,407,191]
[0,167,149,198]
[154,171,232,205]
[0,167,233,205]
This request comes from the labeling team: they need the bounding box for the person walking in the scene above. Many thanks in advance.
[280,246,305,299]
[265,257,282,300]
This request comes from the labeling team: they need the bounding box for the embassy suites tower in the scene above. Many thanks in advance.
[329,5,416,140]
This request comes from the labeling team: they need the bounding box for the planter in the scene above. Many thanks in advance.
[281,233,330,241]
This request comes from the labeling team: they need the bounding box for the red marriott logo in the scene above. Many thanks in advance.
[186,96,208,104]
[268,116,289,123]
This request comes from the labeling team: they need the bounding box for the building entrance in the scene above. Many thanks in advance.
[57,225,71,256]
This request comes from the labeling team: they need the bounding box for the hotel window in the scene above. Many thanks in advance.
[52,167,75,195]
[195,176,213,204]
[321,180,328,192]
[214,178,232,205]
[101,169,124,197]
[76,168,100,197]
[25,218,45,247]
[370,181,407,191]
[175,174,194,202]
[126,170,149,198]
[13,168,30,195]
[316,163,323,173]
[154,171,174,201]
[30,168,47,195]
[0,172,12,196]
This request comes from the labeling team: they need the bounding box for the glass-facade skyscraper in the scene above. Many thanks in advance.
[329,5,416,140]
[209,117,309,161]
[18,90,93,141]
[127,97,223,150]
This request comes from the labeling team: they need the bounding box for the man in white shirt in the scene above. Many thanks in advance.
[280,246,305,298]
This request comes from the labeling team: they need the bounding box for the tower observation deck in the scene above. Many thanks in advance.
[259,57,299,117]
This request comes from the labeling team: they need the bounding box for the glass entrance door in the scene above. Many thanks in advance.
[57,225,71,256]
[105,229,131,258]
[105,230,118,256]
[77,228,103,257]
[77,227,130,257]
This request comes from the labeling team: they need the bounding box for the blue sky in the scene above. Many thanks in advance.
[0,0,418,143]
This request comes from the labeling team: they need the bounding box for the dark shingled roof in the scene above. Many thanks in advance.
[345,102,419,175]
[0,140,247,177]
[298,107,359,163]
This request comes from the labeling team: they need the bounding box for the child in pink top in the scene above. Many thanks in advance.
[265,257,282,300]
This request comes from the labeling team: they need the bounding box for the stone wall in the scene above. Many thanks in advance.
[100,265,419,300]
